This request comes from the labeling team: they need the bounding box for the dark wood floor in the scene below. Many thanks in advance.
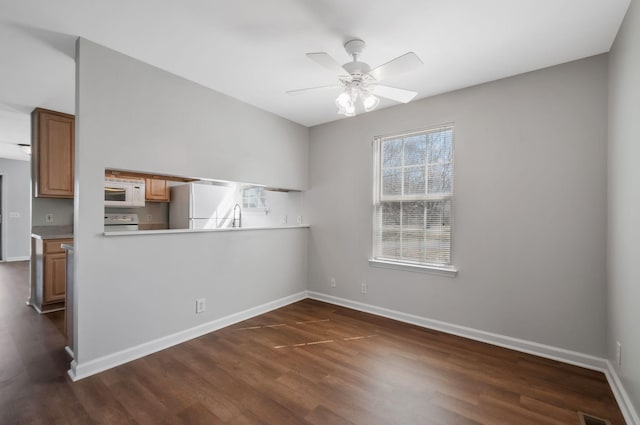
[0,261,625,424]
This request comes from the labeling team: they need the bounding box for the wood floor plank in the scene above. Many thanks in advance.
[519,395,579,424]
[0,261,627,424]
[430,391,485,424]
[106,378,182,425]
[69,377,139,425]
[176,402,225,425]
[305,404,357,425]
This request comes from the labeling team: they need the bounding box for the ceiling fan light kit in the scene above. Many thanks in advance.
[335,91,356,116]
[287,39,423,118]
[335,86,380,117]
[362,90,380,111]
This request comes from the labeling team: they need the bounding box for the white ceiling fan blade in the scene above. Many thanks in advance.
[286,85,342,96]
[306,52,349,75]
[371,85,418,103]
[369,52,423,82]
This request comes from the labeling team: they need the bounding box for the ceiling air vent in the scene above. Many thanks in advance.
[578,412,612,425]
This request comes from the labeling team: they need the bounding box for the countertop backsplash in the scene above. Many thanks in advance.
[105,202,169,230]
[241,190,304,228]
[32,198,74,226]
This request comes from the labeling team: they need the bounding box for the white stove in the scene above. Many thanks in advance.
[104,213,139,232]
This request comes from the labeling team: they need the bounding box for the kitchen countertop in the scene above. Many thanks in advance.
[61,243,74,251]
[104,224,309,236]
[32,225,74,240]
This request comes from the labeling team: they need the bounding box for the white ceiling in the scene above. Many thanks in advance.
[0,0,631,160]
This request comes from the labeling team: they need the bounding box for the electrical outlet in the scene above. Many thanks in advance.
[45,213,54,223]
[616,341,622,365]
[330,277,336,288]
[296,215,302,224]
[361,283,368,294]
[196,298,206,314]
[280,215,288,225]
[146,214,152,221]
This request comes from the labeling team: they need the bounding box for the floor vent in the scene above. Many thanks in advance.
[578,412,612,425]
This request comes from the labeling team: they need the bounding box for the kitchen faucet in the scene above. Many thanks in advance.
[232,203,242,228]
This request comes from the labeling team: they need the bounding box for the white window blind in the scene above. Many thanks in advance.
[373,125,454,267]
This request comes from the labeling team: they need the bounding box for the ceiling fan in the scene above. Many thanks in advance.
[287,39,423,117]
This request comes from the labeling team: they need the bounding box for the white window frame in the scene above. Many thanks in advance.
[241,186,267,211]
[370,124,458,276]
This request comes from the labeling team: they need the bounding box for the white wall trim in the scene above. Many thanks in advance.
[4,256,30,262]
[368,259,458,277]
[308,291,639,425]
[603,361,640,425]
[64,345,74,360]
[68,291,308,381]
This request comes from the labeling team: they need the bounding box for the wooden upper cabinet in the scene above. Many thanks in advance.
[32,108,75,198]
[145,178,170,202]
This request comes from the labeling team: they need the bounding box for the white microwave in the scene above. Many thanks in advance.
[104,177,146,208]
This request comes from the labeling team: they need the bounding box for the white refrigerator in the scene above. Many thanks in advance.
[169,182,236,229]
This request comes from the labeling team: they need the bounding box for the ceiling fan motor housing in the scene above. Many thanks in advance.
[344,39,366,57]
[343,39,371,77]
[343,61,371,76]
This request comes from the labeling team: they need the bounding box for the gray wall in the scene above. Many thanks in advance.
[75,39,309,363]
[0,158,30,260]
[308,55,608,356]
[608,0,640,410]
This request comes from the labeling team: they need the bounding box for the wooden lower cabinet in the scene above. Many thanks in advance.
[44,253,67,304]
[31,237,73,312]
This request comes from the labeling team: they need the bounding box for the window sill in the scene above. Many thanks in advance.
[368,259,458,277]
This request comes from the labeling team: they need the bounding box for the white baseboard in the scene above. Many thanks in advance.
[30,303,43,314]
[604,360,640,425]
[4,256,30,262]
[307,291,639,425]
[64,345,74,360]
[68,291,308,381]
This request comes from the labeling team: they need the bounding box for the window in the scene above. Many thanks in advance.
[242,186,266,209]
[372,124,454,270]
